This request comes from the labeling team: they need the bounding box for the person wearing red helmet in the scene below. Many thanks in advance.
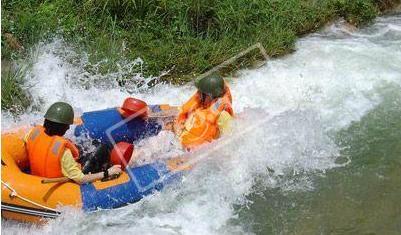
[118,97,149,119]
[110,142,134,170]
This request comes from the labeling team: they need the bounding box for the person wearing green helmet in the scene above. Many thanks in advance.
[172,74,234,150]
[44,101,75,125]
[24,102,121,184]
[195,74,226,100]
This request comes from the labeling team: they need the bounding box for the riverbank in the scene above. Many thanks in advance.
[1,0,400,113]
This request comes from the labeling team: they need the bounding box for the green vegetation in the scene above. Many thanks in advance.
[1,64,31,113]
[1,0,400,112]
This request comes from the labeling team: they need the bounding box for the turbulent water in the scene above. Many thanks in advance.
[2,14,401,234]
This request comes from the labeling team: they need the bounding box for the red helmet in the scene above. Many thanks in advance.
[121,97,148,118]
[110,142,134,170]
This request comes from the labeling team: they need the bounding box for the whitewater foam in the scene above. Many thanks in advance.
[2,15,401,234]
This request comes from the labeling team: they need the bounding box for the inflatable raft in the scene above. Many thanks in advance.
[1,104,187,223]
[74,104,173,146]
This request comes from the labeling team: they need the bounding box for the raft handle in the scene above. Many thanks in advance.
[100,173,121,182]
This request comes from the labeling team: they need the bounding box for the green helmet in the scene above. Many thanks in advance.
[195,75,225,99]
[44,102,74,125]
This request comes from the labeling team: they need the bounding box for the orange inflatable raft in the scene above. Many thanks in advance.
[1,105,188,223]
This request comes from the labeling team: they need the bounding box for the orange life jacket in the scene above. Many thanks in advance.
[26,126,80,178]
[177,86,233,150]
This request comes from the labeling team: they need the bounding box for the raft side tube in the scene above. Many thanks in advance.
[1,134,82,222]
[74,105,168,146]
[81,162,183,211]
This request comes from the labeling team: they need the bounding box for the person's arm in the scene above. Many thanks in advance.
[217,110,233,136]
[78,165,121,184]
[162,119,184,136]
[61,150,121,184]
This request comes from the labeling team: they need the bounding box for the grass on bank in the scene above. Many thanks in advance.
[1,0,400,112]
[1,64,31,113]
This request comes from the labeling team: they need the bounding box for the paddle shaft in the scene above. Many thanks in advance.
[41,177,70,184]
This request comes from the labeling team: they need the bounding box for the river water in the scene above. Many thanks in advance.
[2,13,401,234]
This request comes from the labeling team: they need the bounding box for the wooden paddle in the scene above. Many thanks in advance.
[41,177,70,184]
[148,108,179,129]
[148,107,179,118]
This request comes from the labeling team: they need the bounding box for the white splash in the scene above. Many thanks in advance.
[2,15,401,234]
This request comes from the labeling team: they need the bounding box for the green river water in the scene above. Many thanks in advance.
[239,86,401,234]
